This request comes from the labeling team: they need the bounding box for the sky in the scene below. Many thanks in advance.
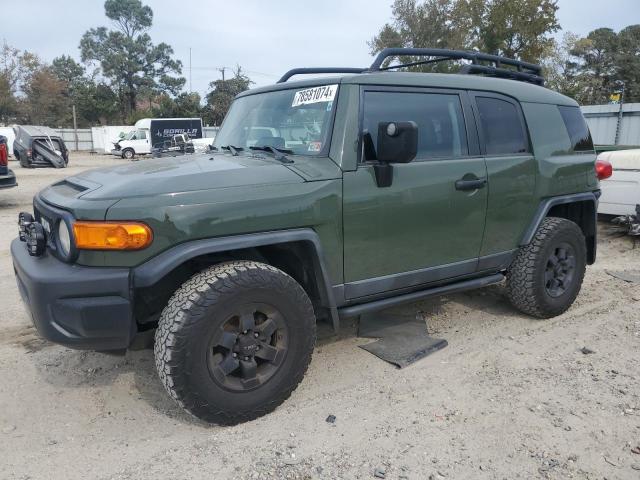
[2,0,639,97]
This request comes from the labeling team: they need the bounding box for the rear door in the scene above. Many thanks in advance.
[469,93,537,263]
[342,87,488,299]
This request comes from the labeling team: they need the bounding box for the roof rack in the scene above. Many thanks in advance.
[277,47,544,86]
[370,48,544,85]
[277,67,367,83]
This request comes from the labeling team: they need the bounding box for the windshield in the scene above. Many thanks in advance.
[213,85,338,156]
[124,129,146,140]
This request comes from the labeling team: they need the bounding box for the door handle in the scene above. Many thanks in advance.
[455,177,487,191]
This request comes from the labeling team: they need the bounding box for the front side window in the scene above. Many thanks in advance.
[213,85,338,156]
[363,91,468,160]
[476,97,529,155]
[558,106,594,152]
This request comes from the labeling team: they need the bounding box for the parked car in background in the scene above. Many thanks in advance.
[597,149,640,216]
[111,118,203,159]
[151,133,196,157]
[13,126,69,168]
[0,135,17,189]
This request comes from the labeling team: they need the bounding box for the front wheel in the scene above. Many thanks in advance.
[122,148,134,160]
[154,261,316,424]
[506,217,586,318]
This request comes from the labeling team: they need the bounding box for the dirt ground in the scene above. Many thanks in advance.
[0,153,639,480]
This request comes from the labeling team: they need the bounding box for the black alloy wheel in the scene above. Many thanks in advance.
[207,303,288,392]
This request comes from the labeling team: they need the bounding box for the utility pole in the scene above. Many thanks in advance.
[189,47,192,93]
[72,104,78,151]
[218,67,226,82]
[614,81,625,146]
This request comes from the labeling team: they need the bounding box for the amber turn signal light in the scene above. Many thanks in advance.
[73,222,153,250]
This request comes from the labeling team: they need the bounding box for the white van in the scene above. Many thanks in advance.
[111,118,204,159]
[597,149,640,215]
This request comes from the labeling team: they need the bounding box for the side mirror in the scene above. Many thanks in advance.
[377,121,418,163]
[371,121,418,188]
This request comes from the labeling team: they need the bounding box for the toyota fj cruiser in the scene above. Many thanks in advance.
[11,48,609,424]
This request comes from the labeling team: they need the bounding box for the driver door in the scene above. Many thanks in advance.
[342,87,488,299]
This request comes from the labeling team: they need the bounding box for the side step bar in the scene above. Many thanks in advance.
[338,273,504,319]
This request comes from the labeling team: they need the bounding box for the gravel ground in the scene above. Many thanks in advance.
[1,153,639,480]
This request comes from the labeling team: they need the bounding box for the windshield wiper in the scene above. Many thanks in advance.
[221,145,243,156]
[249,145,294,164]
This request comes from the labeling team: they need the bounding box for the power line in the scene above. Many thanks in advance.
[188,66,279,78]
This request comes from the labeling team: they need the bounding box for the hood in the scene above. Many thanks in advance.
[64,153,305,200]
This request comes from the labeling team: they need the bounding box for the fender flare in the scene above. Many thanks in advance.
[521,192,599,245]
[520,191,599,264]
[132,228,340,331]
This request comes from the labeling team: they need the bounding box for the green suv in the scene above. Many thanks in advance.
[11,49,607,424]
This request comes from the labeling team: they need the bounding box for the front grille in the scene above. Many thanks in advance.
[33,206,57,253]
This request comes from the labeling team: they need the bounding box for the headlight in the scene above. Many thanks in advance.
[57,220,72,256]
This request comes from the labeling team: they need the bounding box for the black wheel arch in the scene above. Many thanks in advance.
[132,229,339,331]
[521,191,600,265]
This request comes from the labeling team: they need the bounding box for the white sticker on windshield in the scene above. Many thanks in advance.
[292,85,338,107]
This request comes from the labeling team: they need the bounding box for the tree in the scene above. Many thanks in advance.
[370,0,560,67]
[616,25,640,102]
[557,25,640,105]
[567,28,618,104]
[20,66,69,126]
[369,0,467,70]
[0,75,17,124]
[154,92,202,118]
[465,0,559,62]
[0,43,20,123]
[51,55,85,88]
[50,55,120,126]
[204,67,252,126]
[80,0,185,117]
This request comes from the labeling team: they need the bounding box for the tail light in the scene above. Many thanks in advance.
[595,158,613,180]
[26,148,32,158]
[0,143,7,167]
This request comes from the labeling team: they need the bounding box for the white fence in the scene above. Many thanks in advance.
[55,128,95,151]
[3,125,220,153]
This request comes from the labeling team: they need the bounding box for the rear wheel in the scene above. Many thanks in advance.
[506,217,586,318]
[122,148,134,160]
[154,261,316,424]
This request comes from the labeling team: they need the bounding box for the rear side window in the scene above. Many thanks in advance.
[558,106,594,152]
[476,97,529,155]
[363,91,468,160]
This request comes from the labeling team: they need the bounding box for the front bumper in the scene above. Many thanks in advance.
[11,238,136,350]
[110,148,122,156]
[0,170,17,189]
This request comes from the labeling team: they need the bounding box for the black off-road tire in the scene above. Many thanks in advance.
[154,261,316,424]
[506,217,586,318]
